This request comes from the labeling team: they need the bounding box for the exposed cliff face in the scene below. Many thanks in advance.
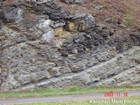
[0,0,140,91]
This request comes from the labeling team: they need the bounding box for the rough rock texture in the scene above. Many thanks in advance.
[65,13,95,32]
[0,0,140,91]
[0,0,2,7]
[0,7,24,23]
[24,0,69,20]
[60,0,83,5]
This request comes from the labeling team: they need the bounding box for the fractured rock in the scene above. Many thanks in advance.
[65,22,78,32]
[41,29,54,43]
[54,26,63,37]
[78,14,95,31]
[0,0,3,7]
[66,14,95,32]
[0,7,25,23]
[60,0,83,5]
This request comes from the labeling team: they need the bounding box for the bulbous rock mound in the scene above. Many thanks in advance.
[0,0,140,91]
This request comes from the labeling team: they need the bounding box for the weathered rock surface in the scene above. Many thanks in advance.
[65,13,95,32]
[0,0,140,91]
[60,0,83,5]
[23,0,69,20]
[0,0,2,7]
[0,7,24,23]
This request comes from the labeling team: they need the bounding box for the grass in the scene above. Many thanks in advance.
[0,86,140,99]
[123,13,137,27]
[16,95,140,105]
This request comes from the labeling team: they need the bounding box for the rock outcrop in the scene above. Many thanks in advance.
[0,0,2,7]
[60,0,83,5]
[0,0,140,91]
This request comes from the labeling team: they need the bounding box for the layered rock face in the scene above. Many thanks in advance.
[0,0,140,91]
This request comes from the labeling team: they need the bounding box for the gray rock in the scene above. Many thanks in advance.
[70,61,86,72]
[15,34,27,43]
[13,1,22,7]
[51,20,65,28]
[48,67,61,77]
[68,14,95,32]
[66,13,95,31]
[24,0,52,3]
[71,47,78,54]
[99,30,110,39]
[60,0,83,5]
[78,14,95,31]
[130,33,140,45]
[73,32,85,42]
[31,71,51,82]
[0,21,2,29]
[0,7,25,23]
[8,77,21,89]
[0,0,2,7]
[71,13,86,19]
[1,72,7,77]
[41,29,54,43]
[36,19,52,32]
[16,74,31,85]
[49,10,69,20]
[95,23,107,30]
[24,0,69,20]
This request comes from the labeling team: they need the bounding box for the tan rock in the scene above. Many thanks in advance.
[65,22,78,32]
[60,31,72,39]
[54,26,63,37]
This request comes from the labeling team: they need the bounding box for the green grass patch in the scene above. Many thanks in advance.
[16,95,140,105]
[123,13,137,27]
[0,86,140,99]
